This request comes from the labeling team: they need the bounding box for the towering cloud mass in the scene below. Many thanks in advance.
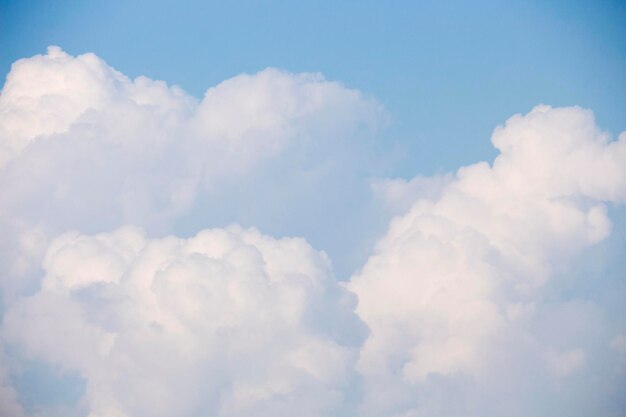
[4,226,363,417]
[0,48,624,417]
[0,46,382,301]
[351,105,626,416]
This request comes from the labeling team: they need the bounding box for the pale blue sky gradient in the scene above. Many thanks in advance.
[2,2,626,415]
[2,0,625,177]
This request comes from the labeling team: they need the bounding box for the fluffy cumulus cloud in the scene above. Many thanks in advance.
[0,48,625,417]
[4,226,363,417]
[351,105,626,416]
[0,46,383,301]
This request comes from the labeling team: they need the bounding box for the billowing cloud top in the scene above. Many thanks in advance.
[5,226,363,417]
[351,105,626,416]
[0,46,383,297]
[0,47,625,417]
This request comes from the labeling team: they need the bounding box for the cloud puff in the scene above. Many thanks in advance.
[4,225,364,417]
[350,105,626,416]
[0,46,193,168]
[0,46,380,171]
[0,47,383,301]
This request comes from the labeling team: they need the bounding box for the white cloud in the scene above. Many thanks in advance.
[350,105,626,416]
[370,174,454,215]
[1,48,625,417]
[0,46,193,168]
[0,47,383,302]
[4,225,364,417]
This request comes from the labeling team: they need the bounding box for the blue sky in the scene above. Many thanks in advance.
[2,0,625,176]
[1,2,625,416]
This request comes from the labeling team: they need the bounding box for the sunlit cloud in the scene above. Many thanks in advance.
[0,48,624,417]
